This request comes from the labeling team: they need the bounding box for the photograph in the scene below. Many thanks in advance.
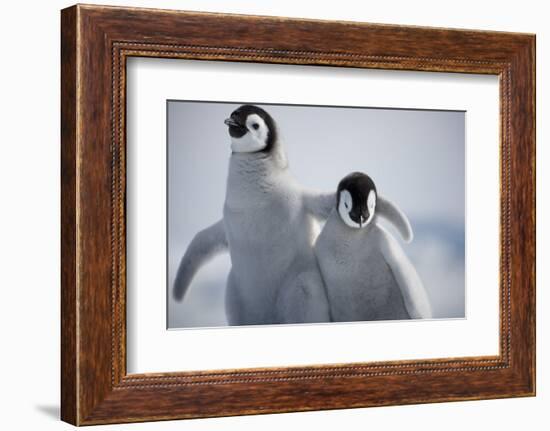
[168,101,466,329]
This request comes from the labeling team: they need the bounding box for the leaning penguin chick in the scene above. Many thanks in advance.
[314,172,432,322]
[174,104,335,325]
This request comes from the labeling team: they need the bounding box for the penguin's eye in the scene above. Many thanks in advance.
[251,123,259,130]
[344,202,349,209]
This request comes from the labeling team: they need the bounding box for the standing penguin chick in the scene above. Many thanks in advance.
[173,105,334,325]
[314,172,432,322]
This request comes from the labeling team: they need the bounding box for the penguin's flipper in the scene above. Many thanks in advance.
[377,196,413,243]
[173,219,228,301]
[302,190,336,220]
[378,228,432,319]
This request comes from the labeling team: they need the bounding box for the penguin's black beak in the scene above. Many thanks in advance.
[224,118,240,128]
[350,208,370,227]
[349,209,362,226]
[225,116,248,138]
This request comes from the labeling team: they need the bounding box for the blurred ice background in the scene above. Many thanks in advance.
[168,101,465,328]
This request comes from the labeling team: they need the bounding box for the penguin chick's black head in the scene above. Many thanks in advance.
[337,172,377,229]
[224,105,277,153]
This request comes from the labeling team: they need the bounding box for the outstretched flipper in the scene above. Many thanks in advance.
[302,189,336,221]
[377,196,413,243]
[379,227,432,319]
[173,219,228,301]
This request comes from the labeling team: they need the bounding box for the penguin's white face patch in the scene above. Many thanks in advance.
[338,190,360,229]
[230,114,269,153]
[366,189,376,223]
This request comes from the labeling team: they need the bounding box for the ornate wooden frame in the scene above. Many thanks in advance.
[61,4,536,425]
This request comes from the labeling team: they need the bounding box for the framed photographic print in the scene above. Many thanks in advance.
[61,4,536,425]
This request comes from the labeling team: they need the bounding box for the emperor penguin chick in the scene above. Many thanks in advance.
[173,105,334,325]
[314,172,432,322]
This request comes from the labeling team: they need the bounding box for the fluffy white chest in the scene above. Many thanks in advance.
[316,215,390,286]
[223,156,317,294]
[315,212,408,321]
